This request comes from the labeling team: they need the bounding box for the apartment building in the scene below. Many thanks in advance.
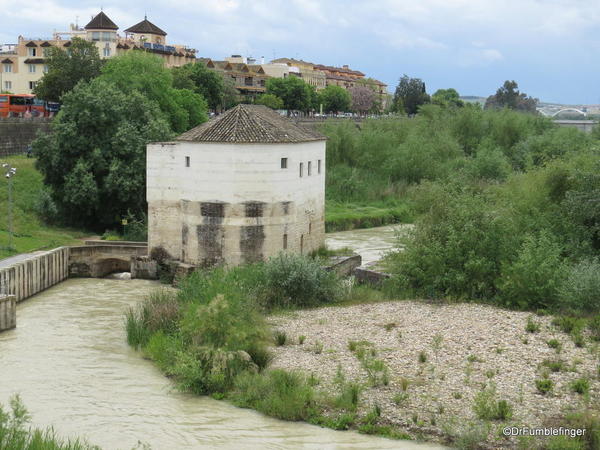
[0,11,197,95]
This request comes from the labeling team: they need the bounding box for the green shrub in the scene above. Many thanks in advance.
[547,339,562,352]
[499,231,566,310]
[552,316,585,334]
[570,378,590,395]
[231,370,316,421]
[541,359,565,373]
[387,190,517,300]
[335,382,362,412]
[274,330,287,346]
[472,386,513,420]
[525,316,541,333]
[559,259,600,313]
[261,253,342,309]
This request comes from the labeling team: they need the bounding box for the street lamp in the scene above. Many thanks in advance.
[2,163,17,252]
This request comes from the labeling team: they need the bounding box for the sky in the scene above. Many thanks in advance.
[2,0,599,105]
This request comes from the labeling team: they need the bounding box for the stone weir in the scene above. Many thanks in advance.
[0,242,150,305]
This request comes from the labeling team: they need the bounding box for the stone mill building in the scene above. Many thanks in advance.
[147,104,326,267]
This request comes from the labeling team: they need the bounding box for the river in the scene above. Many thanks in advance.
[0,227,442,450]
[325,224,410,265]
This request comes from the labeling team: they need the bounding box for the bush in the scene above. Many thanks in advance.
[388,190,517,300]
[231,370,316,421]
[472,386,512,421]
[499,231,566,310]
[559,259,600,313]
[261,253,341,309]
[570,378,590,395]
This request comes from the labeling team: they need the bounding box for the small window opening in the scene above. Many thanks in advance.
[308,161,312,176]
[283,234,288,249]
[185,156,190,167]
[300,235,304,254]
[309,222,312,234]
[299,162,303,177]
[281,157,287,169]
[318,159,322,174]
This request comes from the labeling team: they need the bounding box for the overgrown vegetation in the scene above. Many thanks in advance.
[328,107,600,315]
[125,253,406,437]
[0,394,98,449]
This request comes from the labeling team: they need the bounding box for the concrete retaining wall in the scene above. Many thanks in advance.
[324,254,362,277]
[353,267,391,285]
[0,295,16,332]
[0,247,70,303]
[0,118,51,157]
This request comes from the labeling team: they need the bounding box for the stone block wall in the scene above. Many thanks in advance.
[0,118,51,157]
[0,247,70,302]
[0,295,16,332]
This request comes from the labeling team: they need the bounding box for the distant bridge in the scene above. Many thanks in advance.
[538,108,588,118]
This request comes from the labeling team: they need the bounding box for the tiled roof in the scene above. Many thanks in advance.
[124,18,167,36]
[85,11,119,30]
[176,104,326,144]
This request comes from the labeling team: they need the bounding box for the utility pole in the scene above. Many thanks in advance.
[2,163,16,252]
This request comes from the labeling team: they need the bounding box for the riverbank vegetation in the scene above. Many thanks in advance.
[126,254,409,439]
[0,156,87,258]
[0,394,99,449]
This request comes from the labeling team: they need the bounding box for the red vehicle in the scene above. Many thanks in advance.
[0,94,50,117]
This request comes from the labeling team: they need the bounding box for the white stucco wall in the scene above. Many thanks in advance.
[147,140,326,265]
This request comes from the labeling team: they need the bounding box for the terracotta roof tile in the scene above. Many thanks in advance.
[124,18,167,36]
[176,104,326,144]
[85,11,119,30]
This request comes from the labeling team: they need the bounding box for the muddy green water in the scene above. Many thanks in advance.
[0,277,442,450]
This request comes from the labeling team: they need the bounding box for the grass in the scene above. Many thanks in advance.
[0,156,88,259]
[0,394,99,450]
[535,378,554,395]
[324,199,412,232]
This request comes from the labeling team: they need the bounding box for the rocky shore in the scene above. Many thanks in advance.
[269,300,600,447]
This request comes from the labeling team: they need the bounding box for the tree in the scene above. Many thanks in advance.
[349,85,375,115]
[484,80,538,113]
[392,75,430,115]
[172,63,226,111]
[432,88,464,108]
[99,52,207,132]
[266,76,313,112]
[33,79,172,229]
[33,37,103,102]
[319,85,351,114]
[255,93,284,110]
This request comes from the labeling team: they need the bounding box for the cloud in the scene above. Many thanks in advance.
[481,49,503,62]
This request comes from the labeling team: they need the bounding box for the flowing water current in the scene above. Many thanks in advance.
[0,226,441,450]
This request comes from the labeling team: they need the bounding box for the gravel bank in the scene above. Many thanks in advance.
[268,300,600,447]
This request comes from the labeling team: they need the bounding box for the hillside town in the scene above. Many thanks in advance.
[0,11,388,110]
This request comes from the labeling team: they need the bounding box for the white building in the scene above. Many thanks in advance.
[147,104,326,267]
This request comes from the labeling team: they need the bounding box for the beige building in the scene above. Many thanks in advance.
[147,104,326,267]
[202,58,268,98]
[0,11,197,95]
[271,58,327,90]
